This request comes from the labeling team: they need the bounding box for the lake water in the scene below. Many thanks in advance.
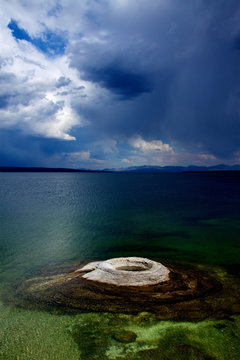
[0,172,240,359]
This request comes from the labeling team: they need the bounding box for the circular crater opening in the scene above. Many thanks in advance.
[115,265,148,271]
[113,260,152,272]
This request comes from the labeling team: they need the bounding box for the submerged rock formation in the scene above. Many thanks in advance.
[76,257,170,285]
[9,257,240,321]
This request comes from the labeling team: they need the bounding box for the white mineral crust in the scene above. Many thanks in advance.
[75,257,170,286]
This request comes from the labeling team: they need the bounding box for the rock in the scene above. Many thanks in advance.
[112,330,137,343]
[80,257,170,286]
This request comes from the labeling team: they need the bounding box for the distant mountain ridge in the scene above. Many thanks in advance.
[105,164,240,173]
[1,164,240,173]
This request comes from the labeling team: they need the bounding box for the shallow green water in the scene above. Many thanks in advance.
[0,172,240,359]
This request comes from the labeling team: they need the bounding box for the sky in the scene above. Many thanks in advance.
[0,0,240,169]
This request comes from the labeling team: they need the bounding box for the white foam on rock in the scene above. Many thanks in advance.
[75,257,170,286]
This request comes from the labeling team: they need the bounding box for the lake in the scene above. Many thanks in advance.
[0,172,240,359]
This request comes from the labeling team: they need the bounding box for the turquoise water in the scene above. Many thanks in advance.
[0,172,240,359]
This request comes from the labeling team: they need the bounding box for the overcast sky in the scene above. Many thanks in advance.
[0,0,240,169]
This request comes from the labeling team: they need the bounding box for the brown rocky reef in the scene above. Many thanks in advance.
[10,257,240,321]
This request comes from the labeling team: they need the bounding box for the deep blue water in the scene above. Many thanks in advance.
[1,172,240,278]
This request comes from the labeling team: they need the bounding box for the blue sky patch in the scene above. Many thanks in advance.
[8,19,67,56]
[8,19,31,41]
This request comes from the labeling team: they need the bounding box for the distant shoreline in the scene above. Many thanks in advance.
[1,166,240,174]
[0,166,109,173]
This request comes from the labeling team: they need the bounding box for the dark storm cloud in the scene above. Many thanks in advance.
[0,130,46,167]
[69,0,240,160]
[233,34,240,50]
[81,62,152,99]
[0,129,80,167]
[73,69,173,137]
[69,37,155,99]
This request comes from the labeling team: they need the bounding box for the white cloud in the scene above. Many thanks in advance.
[0,1,99,141]
[121,158,131,163]
[0,18,88,140]
[129,136,173,153]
